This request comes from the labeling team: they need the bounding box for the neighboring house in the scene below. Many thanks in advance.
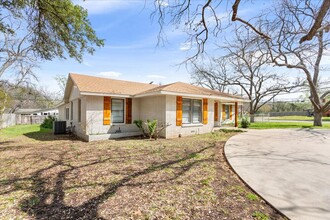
[31,108,59,116]
[14,109,42,115]
[58,73,248,141]
[14,108,58,116]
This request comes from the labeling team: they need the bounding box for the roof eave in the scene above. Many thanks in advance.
[80,91,132,98]
[134,91,249,102]
[63,75,74,103]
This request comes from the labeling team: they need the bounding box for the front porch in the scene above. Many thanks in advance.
[214,101,240,128]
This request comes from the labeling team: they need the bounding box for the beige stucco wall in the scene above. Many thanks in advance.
[65,85,86,138]
[60,86,238,141]
[85,96,140,135]
[58,104,66,121]
[138,95,166,122]
[138,95,166,137]
[69,85,81,101]
[165,95,215,138]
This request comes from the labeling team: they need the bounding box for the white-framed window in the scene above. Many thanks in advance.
[70,101,73,120]
[182,98,202,124]
[65,108,69,120]
[225,105,230,119]
[78,99,81,122]
[111,99,124,123]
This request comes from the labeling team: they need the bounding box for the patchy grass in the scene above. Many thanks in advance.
[252,211,270,220]
[248,122,330,129]
[246,192,260,202]
[0,129,286,219]
[270,116,330,121]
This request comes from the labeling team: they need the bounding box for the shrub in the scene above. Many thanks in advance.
[133,119,146,137]
[41,116,56,129]
[133,119,170,140]
[240,117,250,128]
[146,119,158,139]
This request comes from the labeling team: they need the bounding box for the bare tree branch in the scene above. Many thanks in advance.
[231,0,271,40]
[264,0,330,126]
[300,0,330,43]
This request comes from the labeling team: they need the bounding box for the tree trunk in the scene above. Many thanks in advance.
[250,113,255,123]
[313,109,323,126]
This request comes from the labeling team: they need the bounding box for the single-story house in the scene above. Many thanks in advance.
[31,107,59,116]
[58,73,248,141]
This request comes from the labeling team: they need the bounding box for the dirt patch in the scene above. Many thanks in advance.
[0,131,286,219]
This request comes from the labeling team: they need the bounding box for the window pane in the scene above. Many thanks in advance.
[78,99,81,122]
[182,99,191,123]
[66,108,69,120]
[192,100,202,123]
[111,99,124,123]
[226,105,230,119]
[70,102,73,120]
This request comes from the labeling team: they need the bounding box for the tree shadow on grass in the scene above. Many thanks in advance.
[0,144,215,219]
[0,141,16,151]
[24,131,79,142]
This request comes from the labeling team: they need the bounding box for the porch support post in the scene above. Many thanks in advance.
[235,102,238,127]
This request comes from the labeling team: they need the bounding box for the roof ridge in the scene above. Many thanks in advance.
[69,73,158,86]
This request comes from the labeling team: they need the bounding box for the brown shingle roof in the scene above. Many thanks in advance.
[69,73,158,95]
[68,73,245,100]
[136,82,244,100]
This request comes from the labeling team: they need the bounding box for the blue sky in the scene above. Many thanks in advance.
[20,0,330,100]
[37,0,194,93]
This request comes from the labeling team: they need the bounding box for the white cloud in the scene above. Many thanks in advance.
[179,42,192,51]
[83,61,92,67]
[156,0,169,7]
[74,0,140,14]
[147,74,166,79]
[98,71,122,78]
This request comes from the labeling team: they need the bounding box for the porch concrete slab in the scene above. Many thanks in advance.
[225,129,330,220]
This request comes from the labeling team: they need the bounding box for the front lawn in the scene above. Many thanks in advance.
[248,122,330,129]
[269,116,330,121]
[0,127,285,219]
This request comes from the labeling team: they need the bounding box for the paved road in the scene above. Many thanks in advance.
[225,129,330,220]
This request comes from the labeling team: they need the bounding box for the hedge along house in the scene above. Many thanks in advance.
[58,73,247,141]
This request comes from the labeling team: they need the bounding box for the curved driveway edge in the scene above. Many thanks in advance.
[225,129,330,220]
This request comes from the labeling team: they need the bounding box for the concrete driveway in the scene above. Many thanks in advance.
[225,129,330,220]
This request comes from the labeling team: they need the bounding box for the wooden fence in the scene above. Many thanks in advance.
[0,114,48,129]
[0,114,16,129]
[16,115,48,125]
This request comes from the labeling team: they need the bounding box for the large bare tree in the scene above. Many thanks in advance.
[264,0,330,126]
[192,28,302,122]
[191,58,231,93]
[154,0,329,57]
[0,29,37,115]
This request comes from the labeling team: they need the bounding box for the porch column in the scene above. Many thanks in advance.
[235,102,238,127]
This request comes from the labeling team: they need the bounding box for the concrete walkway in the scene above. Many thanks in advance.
[225,129,330,220]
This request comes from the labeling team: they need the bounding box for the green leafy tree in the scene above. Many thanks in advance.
[0,88,11,114]
[1,0,104,62]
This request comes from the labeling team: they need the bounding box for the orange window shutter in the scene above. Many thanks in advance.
[126,98,132,124]
[176,96,182,126]
[214,102,219,121]
[222,104,226,120]
[203,98,208,124]
[103,96,111,125]
[229,105,233,120]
